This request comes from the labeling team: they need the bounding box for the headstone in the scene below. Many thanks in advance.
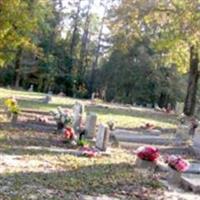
[175,102,184,115]
[91,92,95,104]
[96,124,110,151]
[28,84,34,92]
[43,91,52,104]
[73,102,85,115]
[135,157,156,171]
[175,124,190,145]
[167,168,181,185]
[85,113,97,138]
[73,113,82,134]
[58,92,65,97]
[72,102,85,133]
[192,127,200,158]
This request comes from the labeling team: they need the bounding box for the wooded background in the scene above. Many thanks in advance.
[0,0,200,115]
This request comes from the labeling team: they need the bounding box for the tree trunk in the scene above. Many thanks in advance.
[183,46,199,116]
[70,0,82,68]
[89,4,106,95]
[79,0,93,77]
[15,48,22,88]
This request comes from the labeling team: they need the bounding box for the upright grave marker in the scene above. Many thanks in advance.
[193,127,200,158]
[85,113,97,138]
[96,124,109,151]
[175,102,184,115]
[72,102,85,134]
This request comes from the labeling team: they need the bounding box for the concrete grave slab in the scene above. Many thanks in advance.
[79,194,121,200]
[185,163,200,174]
[113,129,175,145]
[181,173,200,193]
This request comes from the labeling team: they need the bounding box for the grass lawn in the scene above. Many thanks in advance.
[0,87,176,199]
[0,124,163,199]
[0,88,177,129]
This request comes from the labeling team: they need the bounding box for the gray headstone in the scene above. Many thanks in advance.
[167,168,182,185]
[175,125,190,145]
[96,124,109,151]
[43,94,52,104]
[85,113,97,138]
[192,127,200,158]
[135,157,156,171]
[73,113,82,134]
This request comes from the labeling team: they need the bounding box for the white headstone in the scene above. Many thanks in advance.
[28,84,34,92]
[85,113,97,138]
[96,124,109,151]
[73,102,84,114]
[175,102,184,115]
[73,113,82,134]
[72,102,85,133]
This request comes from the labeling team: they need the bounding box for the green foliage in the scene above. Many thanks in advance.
[98,39,185,106]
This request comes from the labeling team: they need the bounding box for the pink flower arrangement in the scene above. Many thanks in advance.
[165,155,190,172]
[136,146,160,162]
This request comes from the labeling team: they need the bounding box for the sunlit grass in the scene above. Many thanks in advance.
[0,87,177,129]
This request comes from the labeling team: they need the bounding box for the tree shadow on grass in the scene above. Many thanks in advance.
[0,162,162,200]
[0,122,66,149]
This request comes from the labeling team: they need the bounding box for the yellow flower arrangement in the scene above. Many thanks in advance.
[4,98,20,114]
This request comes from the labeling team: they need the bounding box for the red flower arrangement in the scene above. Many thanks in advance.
[64,127,75,140]
[140,123,155,130]
[81,147,98,158]
[136,146,160,162]
[165,155,190,172]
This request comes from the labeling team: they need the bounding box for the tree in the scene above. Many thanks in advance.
[79,0,94,77]
[89,0,108,95]
[107,0,200,115]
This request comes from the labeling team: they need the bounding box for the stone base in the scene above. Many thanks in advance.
[79,194,121,200]
[181,173,200,193]
[135,158,156,171]
[167,168,181,185]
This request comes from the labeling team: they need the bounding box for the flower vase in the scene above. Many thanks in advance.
[167,167,182,185]
[11,113,18,124]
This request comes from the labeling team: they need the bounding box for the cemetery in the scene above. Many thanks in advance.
[0,88,199,199]
[1,1,200,199]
